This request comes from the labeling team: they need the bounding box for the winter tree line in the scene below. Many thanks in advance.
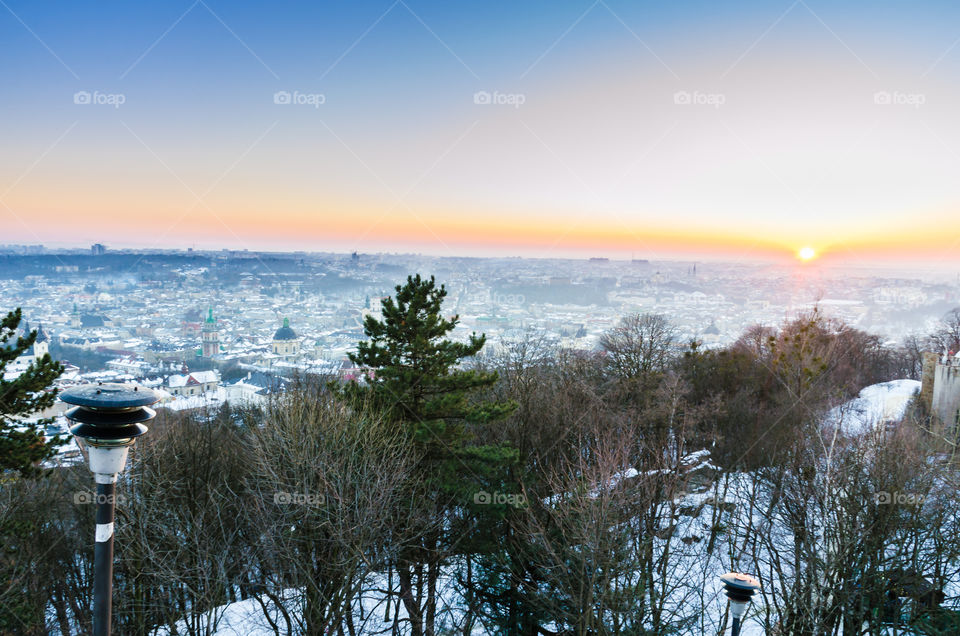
[2,280,960,635]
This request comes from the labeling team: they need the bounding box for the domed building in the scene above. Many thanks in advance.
[272,317,300,358]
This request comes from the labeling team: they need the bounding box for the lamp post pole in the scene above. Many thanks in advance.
[93,475,115,632]
[61,382,157,636]
[720,572,761,636]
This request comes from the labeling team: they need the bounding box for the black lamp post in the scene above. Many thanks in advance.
[720,572,761,636]
[62,382,158,636]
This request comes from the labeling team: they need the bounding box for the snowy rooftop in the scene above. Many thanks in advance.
[167,370,220,387]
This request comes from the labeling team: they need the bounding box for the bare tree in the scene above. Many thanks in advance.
[246,388,421,635]
[0,467,82,636]
[899,333,927,381]
[600,313,676,382]
[724,411,960,635]
[930,308,960,354]
[115,409,251,636]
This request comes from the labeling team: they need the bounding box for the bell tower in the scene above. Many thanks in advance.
[201,307,219,358]
[33,323,50,359]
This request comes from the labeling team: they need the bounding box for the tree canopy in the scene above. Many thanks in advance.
[0,308,64,477]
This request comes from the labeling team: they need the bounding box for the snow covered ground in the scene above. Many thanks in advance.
[155,574,491,636]
[156,597,281,636]
[825,379,921,436]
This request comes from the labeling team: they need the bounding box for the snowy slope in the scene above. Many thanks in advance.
[825,379,921,436]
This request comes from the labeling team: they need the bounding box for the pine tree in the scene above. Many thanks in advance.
[342,274,514,451]
[0,308,64,477]
[337,274,516,636]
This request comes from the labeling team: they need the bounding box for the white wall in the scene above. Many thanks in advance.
[932,364,960,426]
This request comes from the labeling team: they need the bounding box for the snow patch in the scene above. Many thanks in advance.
[825,379,920,436]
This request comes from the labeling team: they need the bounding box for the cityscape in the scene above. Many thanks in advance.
[5,1,960,635]
[4,243,959,467]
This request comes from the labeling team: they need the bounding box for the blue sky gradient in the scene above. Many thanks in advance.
[3,1,960,262]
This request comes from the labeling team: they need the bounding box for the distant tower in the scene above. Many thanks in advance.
[91,243,106,256]
[201,307,219,358]
[32,323,49,359]
[272,317,300,358]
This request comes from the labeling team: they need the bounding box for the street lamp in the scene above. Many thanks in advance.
[62,382,158,636]
[720,572,761,636]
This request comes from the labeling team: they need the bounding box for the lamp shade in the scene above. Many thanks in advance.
[61,383,158,476]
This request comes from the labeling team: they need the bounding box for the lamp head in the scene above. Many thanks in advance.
[720,572,761,619]
[61,383,158,479]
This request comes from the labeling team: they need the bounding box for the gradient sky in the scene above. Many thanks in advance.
[3,0,960,264]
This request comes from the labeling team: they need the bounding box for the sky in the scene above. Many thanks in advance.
[3,0,960,265]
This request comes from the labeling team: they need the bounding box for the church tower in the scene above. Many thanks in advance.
[32,323,49,359]
[201,307,219,358]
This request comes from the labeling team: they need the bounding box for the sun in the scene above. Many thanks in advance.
[798,246,817,262]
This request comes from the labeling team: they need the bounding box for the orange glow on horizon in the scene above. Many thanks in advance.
[4,196,960,263]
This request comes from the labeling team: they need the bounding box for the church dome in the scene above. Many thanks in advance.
[273,317,297,341]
